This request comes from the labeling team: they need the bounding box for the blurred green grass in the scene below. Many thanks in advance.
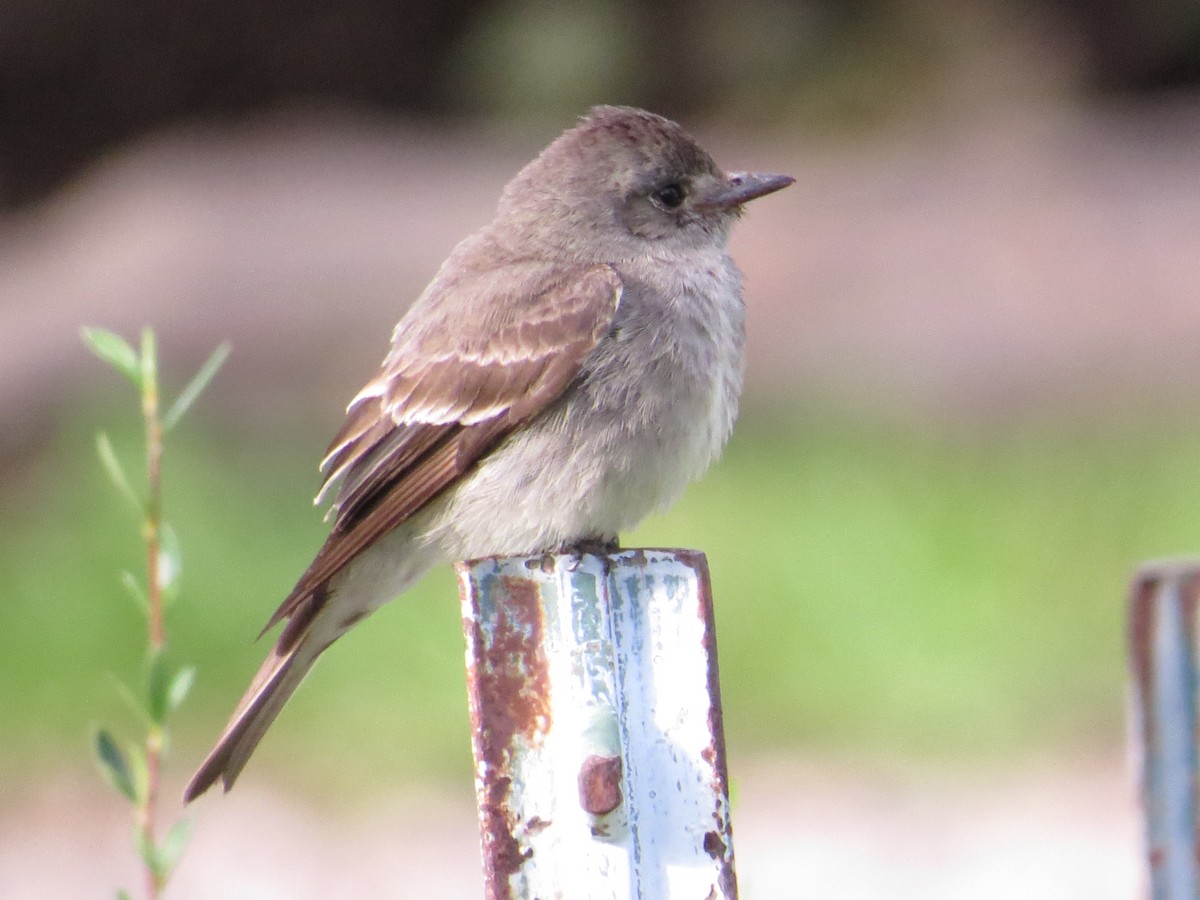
[4,402,1196,794]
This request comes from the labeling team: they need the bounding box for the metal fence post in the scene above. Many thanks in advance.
[1129,561,1200,898]
[457,548,737,900]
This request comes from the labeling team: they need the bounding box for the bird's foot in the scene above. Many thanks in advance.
[565,535,620,556]
[560,536,620,571]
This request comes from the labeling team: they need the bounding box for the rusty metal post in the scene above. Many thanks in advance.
[1129,561,1200,898]
[457,548,737,900]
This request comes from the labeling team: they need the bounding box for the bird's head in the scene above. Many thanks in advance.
[497,106,793,260]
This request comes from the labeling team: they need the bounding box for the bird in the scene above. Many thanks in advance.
[184,105,793,801]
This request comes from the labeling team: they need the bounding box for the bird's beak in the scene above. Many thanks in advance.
[696,172,795,211]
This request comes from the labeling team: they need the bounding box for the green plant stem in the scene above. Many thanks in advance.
[142,329,165,651]
[139,329,164,900]
[83,325,218,898]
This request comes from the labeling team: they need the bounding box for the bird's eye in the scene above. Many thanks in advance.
[653,183,686,209]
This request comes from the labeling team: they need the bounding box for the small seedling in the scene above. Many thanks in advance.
[82,326,229,900]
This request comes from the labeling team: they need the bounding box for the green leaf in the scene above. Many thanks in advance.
[126,742,149,805]
[157,818,194,876]
[158,522,182,608]
[163,341,230,431]
[119,570,149,616]
[117,889,133,900]
[133,825,161,879]
[81,326,141,386]
[94,728,136,801]
[95,432,143,514]
[167,666,196,714]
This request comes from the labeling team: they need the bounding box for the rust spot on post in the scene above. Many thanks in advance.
[487,575,552,746]
[681,548,739,898]
[687,553,730,794]
[465,572,553,896]
[703,830,727,859]
[525,815,551,836]
[1129,566,1200,737]
[1129,572,1159,738]
[1183,572,1200,645]
[578,754,623,816]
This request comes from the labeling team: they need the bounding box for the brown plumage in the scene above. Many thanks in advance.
[184,264,621,799]
[184,106,791,801]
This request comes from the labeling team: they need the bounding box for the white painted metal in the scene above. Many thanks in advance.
[459,549,737,899]
[1129,561,1200,899]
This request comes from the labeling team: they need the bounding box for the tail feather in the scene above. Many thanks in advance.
[185,524,438,802]
[184,632,323,802]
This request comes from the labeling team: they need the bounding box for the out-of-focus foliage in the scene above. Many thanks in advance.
[3,403,1195,795]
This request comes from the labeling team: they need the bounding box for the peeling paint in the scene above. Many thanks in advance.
[458,550,738,899]
[461,567,552,898]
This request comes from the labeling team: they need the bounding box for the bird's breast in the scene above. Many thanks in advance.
[425,250,746,558]
[569,254,747,526]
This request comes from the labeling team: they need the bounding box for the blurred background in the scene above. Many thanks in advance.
[3,0,1200,895]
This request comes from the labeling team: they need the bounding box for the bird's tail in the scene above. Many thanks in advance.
[184,523,439,801]
[183,620,327,802]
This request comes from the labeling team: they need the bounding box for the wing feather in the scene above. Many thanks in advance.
[260,263,622,636]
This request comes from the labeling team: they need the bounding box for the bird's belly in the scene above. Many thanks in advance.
[427,267,745,560]
[428,367,731,559]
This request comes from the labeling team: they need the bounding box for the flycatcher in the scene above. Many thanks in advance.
[185,105,793,801]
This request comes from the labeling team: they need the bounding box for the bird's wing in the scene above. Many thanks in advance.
[262,262,623,647]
